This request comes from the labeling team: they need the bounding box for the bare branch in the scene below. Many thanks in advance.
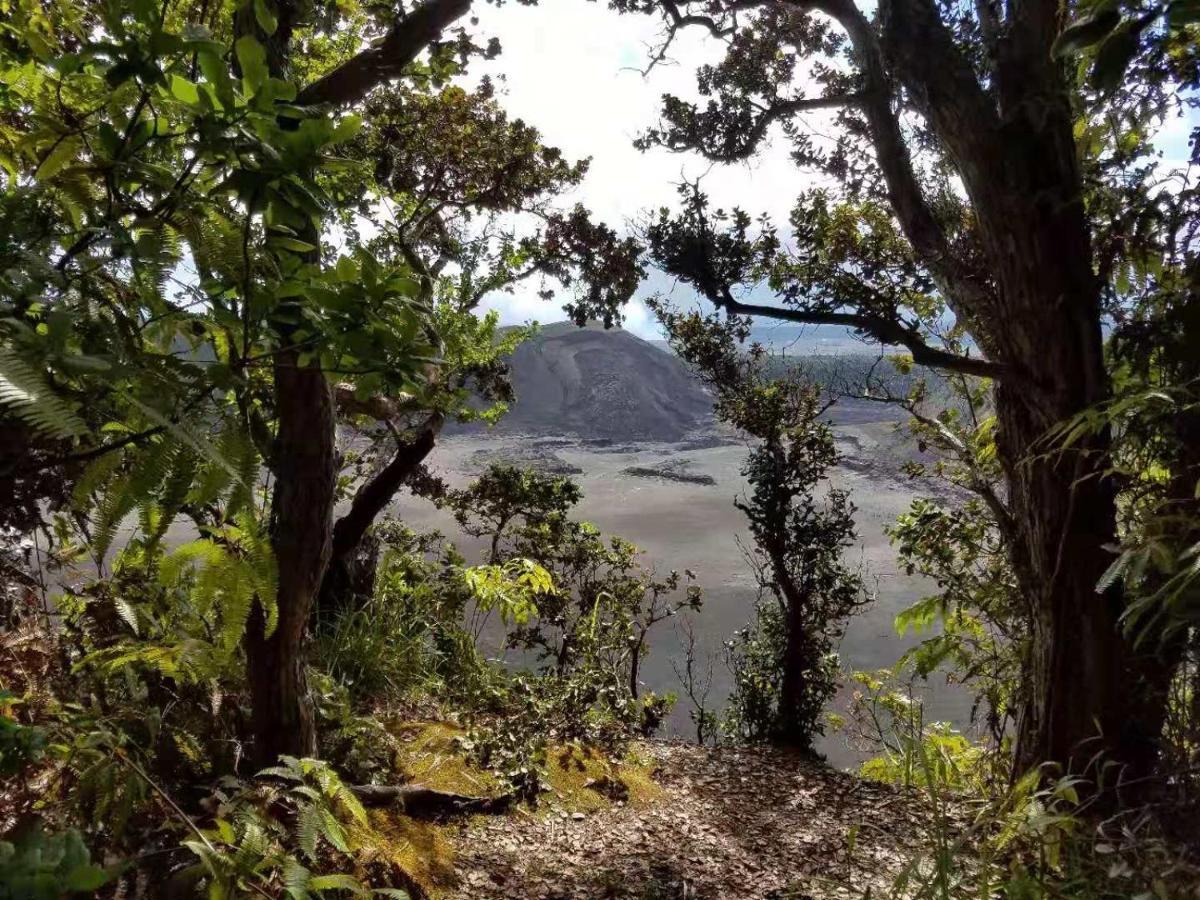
[330,414,443,562]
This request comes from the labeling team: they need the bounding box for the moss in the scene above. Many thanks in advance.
[385,720,504,798]
[383,721,661,812]
[541,741,662,813]
[359,810,458,898]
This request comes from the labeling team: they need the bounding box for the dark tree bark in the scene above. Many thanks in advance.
[314,419,441,615]
[645,0,1178,781]
[246,347,335,765]
[874,0,1164,780]
[297,0,472,108]
[766,547,816,750]
[239,0,472,767]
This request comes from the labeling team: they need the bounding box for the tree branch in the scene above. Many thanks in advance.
[710,93,867,162]
[330,415,443,561]
[801,0,997,325]
[655,0,998,340]
[713,290,1007,380]
[297,0,473,108]
[2,426,166,478]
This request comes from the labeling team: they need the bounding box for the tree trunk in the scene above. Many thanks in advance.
[934,40,1168,781]
[776,599,813,751]
[245,347,336,767]
[985,234,1156,780]
[766,546,813,750]
[867,0,1164,779]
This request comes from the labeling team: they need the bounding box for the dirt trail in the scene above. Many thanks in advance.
[447,743,936,899]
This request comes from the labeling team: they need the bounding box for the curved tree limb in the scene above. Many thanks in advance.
[297,0,473,109]
[712,290,1007,380]
[330,415,443,562]
[650,0,999,345]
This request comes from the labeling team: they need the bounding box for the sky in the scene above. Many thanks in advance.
[470,0,824,343]
[467,0,1199,346]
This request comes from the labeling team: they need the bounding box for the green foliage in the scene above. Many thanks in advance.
[0,348,86,439]
[889,498,1024,743]
[463,558,555,626]
[1053,0,1200,93]
[846,669,990,793]
[180,757,408,899]
[312,526,500,708]
[0,695,46,777]
[843,671,1198,897]
[880,740,1200,899]
[0,825,112,900]
[722,600,787,743]
[405,464,699,790]
[657,306,866,749]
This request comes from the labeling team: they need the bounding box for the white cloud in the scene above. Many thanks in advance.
[466,2,1199,344]
[467,0,825,338]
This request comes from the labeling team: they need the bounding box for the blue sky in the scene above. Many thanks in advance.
[471,0,1198,346]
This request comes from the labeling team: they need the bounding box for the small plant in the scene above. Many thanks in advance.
[179,757,410,899]
[0,825,112,899]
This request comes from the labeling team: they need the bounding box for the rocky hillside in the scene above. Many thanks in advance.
[495,322,715,442]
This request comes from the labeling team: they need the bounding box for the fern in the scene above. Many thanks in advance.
[129,399,245,485]
[157,514,278,650]
[0,346,86,438]
[90,436,181,560]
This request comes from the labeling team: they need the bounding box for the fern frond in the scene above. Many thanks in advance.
[128,399,244,486]
[309,873,364,894]
[0,347,86,438]
[72,450,123,507]
[283,858,313,898]
[296,804,322,861]
[91,437,177,560]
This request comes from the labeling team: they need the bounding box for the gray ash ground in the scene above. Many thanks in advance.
[394,326,978,766]
[448,742,948,899]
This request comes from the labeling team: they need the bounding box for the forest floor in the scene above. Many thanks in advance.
[443,742,944,900]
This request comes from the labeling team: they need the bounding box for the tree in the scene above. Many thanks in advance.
[618,0,1198,781]
[656,307,865,749]
[0,0,638,767]
[441,463,701,718]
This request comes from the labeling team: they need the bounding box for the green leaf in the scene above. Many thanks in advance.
[114,598,140,635]
[235,36,269,95]
[198,50,235,109]
[0,348,87,437]
[269,236,317,254]
[334,255,357,282]
[1091,23,1143,95]
[64,864,111,891]
[309,873,364,893]
[1052,9,1121,57]
[169,74,201,106]
[328,114,362,145]
[253,0,278,35]
[35,135,81,182]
